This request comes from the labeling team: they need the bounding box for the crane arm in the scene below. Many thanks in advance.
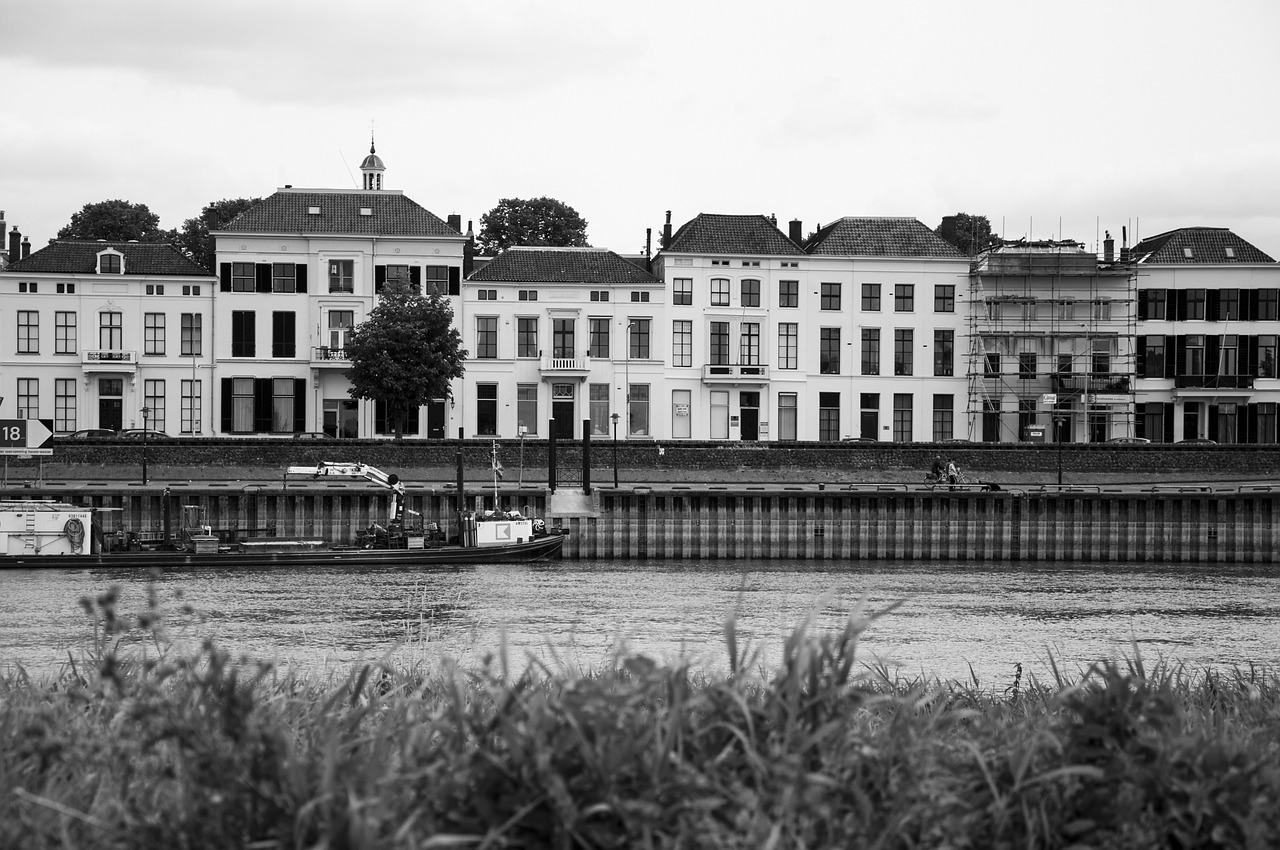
[285,462,403,491]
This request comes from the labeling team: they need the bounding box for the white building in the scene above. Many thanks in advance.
[0,239,215,435]
[212,146,467,438]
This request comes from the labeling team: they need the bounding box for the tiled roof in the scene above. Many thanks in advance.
[1131,227,1275,264]
[220,189,458,237]
[469,247,659,284]
[665,214,804,256]
[805,217,965,258]
[6,240,210,276]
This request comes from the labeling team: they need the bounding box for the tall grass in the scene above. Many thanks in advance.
[2,584,1279,848]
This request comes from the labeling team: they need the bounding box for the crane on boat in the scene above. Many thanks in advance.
[285,462,406,523]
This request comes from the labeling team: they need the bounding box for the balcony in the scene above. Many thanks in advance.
[1174,374,1255,390]
[539,356,590,379]
[702,363,769,385]
[311,346,350,366]
[82,349,138,372]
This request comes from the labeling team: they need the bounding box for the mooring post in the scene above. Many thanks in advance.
[548,419,557,494]
[582,419,591,495]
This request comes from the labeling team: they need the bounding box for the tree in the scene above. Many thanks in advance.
[936,213,999,256]
[477,196,589,254]
[344,281,467,438]
[173,197,261,271]
[57,199,169,243]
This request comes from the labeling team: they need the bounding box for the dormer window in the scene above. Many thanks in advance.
[308,206,321,215]
[1225,247,1236,260]
[98,251,123,274]
[1182,247,1194,259]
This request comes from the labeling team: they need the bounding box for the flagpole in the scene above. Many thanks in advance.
[492,441,499,508]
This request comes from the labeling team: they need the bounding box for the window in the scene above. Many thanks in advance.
[181,313,202,356]
[628,384,650,436]
[145,284,165,296]
[778,393,797,441]
[894,284,914,312]
[1185,335,1205,376]
[588,318,610,359]
[779,280,798,308]
[1142,335,1166,378]
[17,378,38,419]
[1019,399,1036,442]
[711,259,729,266]
[589,290,610,302]
[741,278,760,307]
[986,300,1002,321]
[861,328,880,375]
[56,283,76,294]
[1091,342,1112,378]
[932,395,954,441]
[553,318,575,359]
[893,329,913,376]
[181,380,201,434]
[1056,299,1074,321]
[99,253,121,274]
[271,312,296,358]
[708,322,729,365]
[862,283,881,311]
[231,378,253,432]
[144,313,165,355]
[818,392,840,441]
[1258,336,1277,378]
[1019,351,1037,379]
[17,311,38,354]
[476,384,498,435]
[272,263,297,293]
[1092,299,1112,321]
[476,317,498,359]
[232,263,255,292]
[328,311,353,352]
[375,400,420,436]
[711,278,730,306]
[820,328,840,374]
[384,265,411,287]
[673,320,692,367]
[893,394,912,442]
[424,265,449,296]
[933,329,953,377]
[477,289,497,300]
[986,351,1001,376]
[145,379,165,433]
[517,318,538,358]
[629,320,650,359]
[329,259,354,293]
[231,312,255,357]
[1257,403,1277,444]
[820,282,841,311]
[1220,289,1240,320]
[934,284,955,313]
[778,323,798,370]
[1142,289,1167,320]
[589,383,610,436]
[671,389,692,439]
[55,312,76,355]
[1220,335,1239,377]
[517,385,538,435]
[18,281,37,293]
[181,285,200,296]
[673,278,692,306]
[739,322,760,365]
[49,379,76,434]
[630,291,650,303]
[1258,290,1278,321]
[1185,289,1206,320]
[711,390,729,439]
[1057,352,1072,377]
[100,312,122,350]
[518,290,538,301]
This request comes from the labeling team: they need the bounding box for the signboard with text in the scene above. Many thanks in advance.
[0,419,54,456]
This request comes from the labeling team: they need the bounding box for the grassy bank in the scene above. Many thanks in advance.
[3,588,1279,848]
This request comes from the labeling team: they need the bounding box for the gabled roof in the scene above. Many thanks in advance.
[804,217,965,258]
[1131,227,1274,264]
[665,214,804,256]
[219,189,458,238]
[6,240,210,276]
[469,247,659,285]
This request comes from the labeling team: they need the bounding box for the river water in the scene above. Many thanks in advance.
[2,559,1279,686]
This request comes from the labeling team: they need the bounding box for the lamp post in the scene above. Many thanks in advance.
[611,412,620,488]
[1055,413,1066,486]
[141,405,150,485]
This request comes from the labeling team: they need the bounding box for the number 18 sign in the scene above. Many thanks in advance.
[0,419,55,456]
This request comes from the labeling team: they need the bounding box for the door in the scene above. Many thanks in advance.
[739,391,759,441]
[99,377,123,430]
[427,399,446,439]
[552,402,574,439]
[860,411,878,440]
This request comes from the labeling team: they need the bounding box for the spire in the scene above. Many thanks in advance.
[360,133,386,190]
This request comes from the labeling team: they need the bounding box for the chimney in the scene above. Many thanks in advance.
[769,213,777,227]
[645,227,652,261]
[1119,226,1130,264]
[447,213,462,232]
[662,210,672,249]
[8,226,20,265]
[466,220,474,239]
[21,237,30,259]
[789,219,803,244]
[1103,230,1114,263]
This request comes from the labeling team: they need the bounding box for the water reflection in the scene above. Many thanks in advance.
[1,559,1278,684]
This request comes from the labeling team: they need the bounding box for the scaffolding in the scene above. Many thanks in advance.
[965,239,1138,443]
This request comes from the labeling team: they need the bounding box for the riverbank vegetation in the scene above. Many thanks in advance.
[3,587,1279,848]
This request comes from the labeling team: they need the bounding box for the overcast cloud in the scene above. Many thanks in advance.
[3,0,1279,257]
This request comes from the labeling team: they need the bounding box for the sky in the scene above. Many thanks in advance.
[3,0,1280,259]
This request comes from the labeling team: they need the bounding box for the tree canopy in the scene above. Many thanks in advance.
[477,197,589,254]
[57,199,169,243]
[173,197,261,271]
[344,281,467,438]
[936,213,999,256]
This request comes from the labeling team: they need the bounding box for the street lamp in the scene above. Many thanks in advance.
[1055,413,1066,486]
[611,412,620,488]
[141,405,150,485]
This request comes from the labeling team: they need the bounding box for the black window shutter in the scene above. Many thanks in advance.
[410,266,421,291]
[449,266,461,296]
[1166,336,1178,379]
[1208,407,1219,442]
[1136,337,1147,375]
[1174,290,1187,321]
[1207,290,1221,321]
[1135,403,1145,440]
[374,399,387,434]
[220,378,234,433]
[220,263,232,292]
[256,263,272,293]
[1137,289,1148,321]
[1205,336,1221,379]
[295,264,308,293]
[375,265,387,293]
[1244,290,1257,321]
[293,379,306,432]
[1163,403,1175,443]
[1244,404,1256,444]
[253,378,272,433]
[273,312,296,358]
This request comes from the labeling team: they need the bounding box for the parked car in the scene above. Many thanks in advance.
[1105,437,1151,444]
[64,428,117,439]
[293,431,334,440]
[1176,438,1218,445]
[117,428,171,439]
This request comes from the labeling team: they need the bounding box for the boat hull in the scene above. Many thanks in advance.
[0,532,566,570]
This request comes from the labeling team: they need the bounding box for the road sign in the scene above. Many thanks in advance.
[0,419,54,456]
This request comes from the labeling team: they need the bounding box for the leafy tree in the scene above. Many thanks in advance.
[477,196,589,254]
[173,197,261,271]
[936,213,999,256]
[56,199,169,243]
[344,281,467,438]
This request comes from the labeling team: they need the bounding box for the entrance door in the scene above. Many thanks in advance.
[427,399,446,438]
[739,391,760,441]
[860,411,878,440]
[552,402,575,439]
[323,399,358,438]
[99,377,123,430]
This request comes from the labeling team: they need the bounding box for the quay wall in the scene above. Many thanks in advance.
[13,482,1279,564]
